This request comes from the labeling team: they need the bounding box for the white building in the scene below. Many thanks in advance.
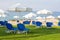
[8,7,32,12]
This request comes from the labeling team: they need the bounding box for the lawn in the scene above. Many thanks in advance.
[0,25,60,40]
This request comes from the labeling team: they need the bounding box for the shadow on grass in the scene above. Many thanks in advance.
[0,27,60,39]
[0,27,15,36]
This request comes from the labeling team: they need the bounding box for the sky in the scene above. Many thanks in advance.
[0,0,60,12]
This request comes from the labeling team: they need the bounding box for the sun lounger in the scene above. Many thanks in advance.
[35,21,42,28]
[17,23,29,34]
[46,22,53,28]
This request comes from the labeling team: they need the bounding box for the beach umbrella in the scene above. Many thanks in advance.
[0,15,1,17]
[0,9,7,21]
[46,16,55,22]
[58,16,60,18]
[36,16,42,19]
[13,16,19,20]
[0,9,5,16]
[37,9,52,14]
[0,9,5,14]
[0,14,7,20]
[37,9,52,22]
[2,14,6,17]
[23,12,37,25]
[2,14,7,21]
[23,12,36,20]
[36,16,44,22]
[46,16,55,19]
[0,9,7,16]
[57,16,60,22]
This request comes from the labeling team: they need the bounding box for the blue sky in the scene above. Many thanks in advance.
[0,0,60,11]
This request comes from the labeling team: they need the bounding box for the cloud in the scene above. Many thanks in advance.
[10,3,21,8]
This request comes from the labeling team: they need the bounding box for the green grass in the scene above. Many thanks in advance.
[0,25,60,40]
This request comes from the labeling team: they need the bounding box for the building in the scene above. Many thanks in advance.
[8,7,32,12]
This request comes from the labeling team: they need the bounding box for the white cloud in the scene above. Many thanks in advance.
[37,9,52,14]
[10,3,21,8]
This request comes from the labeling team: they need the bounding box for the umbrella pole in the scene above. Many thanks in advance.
[44,14,46,26]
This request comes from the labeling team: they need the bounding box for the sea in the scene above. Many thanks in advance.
[0,11,60,21]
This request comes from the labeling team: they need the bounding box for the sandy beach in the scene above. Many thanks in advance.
[8,18,59,26]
